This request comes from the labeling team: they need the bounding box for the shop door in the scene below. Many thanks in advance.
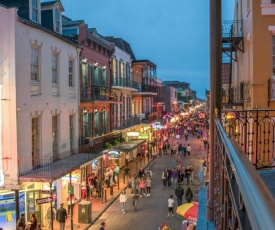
[26,190,41,224]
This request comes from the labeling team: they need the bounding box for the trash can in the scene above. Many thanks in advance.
[78,201,91,224]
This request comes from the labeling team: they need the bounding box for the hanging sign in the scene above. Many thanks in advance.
[108,149,121,159]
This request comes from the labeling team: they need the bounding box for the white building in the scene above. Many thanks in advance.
[0,1,80,191]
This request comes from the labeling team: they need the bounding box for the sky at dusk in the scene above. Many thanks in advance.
[58,0,234,99]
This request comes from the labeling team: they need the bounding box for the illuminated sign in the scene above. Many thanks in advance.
[139,134,149,139]
[62,172,81,184]
[127,132,140,137]
[108,149,121,159]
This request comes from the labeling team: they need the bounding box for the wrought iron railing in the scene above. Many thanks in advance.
[214,117,275,229]
[222,20,243,38]
[240,81,251,102]
[222,109,275,169]
[113,116,141,130]
[111,75,133,88]
[80,85,120,101]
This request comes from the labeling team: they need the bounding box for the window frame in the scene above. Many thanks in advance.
[52,53,58,84]
[54,8,60,33]
[31,0,39,22]
[31,47,39,81]
[69,59,74,87]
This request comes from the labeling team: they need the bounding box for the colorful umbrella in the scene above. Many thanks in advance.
[176,202,198,221]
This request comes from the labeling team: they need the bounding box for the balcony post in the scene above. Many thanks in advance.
[208,0,222,221]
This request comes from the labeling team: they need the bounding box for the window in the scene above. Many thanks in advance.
[52,54,58,84]
[112,58,117,85]
[31,0,38,22]
[69,115,74,150]
[32,117,40,167]
[69,60,74,87]
[31,47,39,81]
[52,115,59,159]
[54,8,60,33]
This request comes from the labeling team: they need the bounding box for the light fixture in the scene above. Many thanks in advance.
[81,58,87,63]
[102,65,106,70]
[94,109,98,113]
[82,108,88,114]
[93,62,98,67]
[103,108,106,112]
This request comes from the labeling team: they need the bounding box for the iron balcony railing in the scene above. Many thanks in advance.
[222,109,275,169]
[80,85,120,101]
[222,82,250,105]
[111,75,133,88]
[18,145,100,180]
[222,20,243,38]
[113,116,141,130]
[214,117,275,229]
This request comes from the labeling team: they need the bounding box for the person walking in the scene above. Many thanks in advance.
[203,160,208,176]
[56,203,67,230]
[44,206,56,228]
[162,169,168,187]
[171,167,178,188]
[16,213,26,230]
[175,183,184,206]
[131,185,140,212]
[139,177,146,197]
[185,165,192,185]
[186,144,191,157]
[28,213,37,230]
[183,144,187,157]
[99,222,106,230]
[119,190,127,214]
[146,176,152,197]
[180,165,185,184]
[67,194,77,217]
[185,187,194,203]
[167,195,175,218]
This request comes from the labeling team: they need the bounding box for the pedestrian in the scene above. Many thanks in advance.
[175,183,184,206]
[28,213,37,230]
[171,167,178,188]
[185,165,192,185]
[119,190,127,214]
[138,167,145,179]
[167,195,175,218]
[109,178,114,196]
[115,163,120,183]
[180,165,185,184]
[56,203,67,230]
[16,213,26,230]
[146,176,152,197]
[99,222,106,230]
[81,180,87,200]
[124,165,131,183]
[162,169,168,187]
[139,177,146,197]
[186,144,191,157]
[189,164,194,182]
[183,144,187,157]
[131,185,140,212]
[185,187,193,203]
[44,206,55,228]
[176,156,181,165]
[67,194,77,217]
[167,167,172,187]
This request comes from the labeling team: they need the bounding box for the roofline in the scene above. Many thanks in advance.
[18,17,80,48]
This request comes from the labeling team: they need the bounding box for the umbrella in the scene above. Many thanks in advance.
[176,202,198,221]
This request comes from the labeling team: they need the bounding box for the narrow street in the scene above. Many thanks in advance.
[90,131,208,230]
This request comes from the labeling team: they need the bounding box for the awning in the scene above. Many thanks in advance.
[116,140,146,152]
[19,153,101,182]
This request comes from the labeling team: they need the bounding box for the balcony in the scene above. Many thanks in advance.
[111,76,138,91]
[222,81,251,107]
[113,116,141,130]
[140,112,157,124]
[18,145,101,182]
[132,84,158,96]
[80,85,120,102]
[213,115,275,229]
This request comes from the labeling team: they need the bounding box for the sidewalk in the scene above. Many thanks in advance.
[48,148,155,230]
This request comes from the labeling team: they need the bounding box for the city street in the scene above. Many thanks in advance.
[90,132,207,230]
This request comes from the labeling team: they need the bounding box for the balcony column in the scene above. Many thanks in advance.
[208,0,222,221]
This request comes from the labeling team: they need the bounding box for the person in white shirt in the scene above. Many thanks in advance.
[167,195,175,218]
[119,190,128,214]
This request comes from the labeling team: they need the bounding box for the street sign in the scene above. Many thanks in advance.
[36,197,52,205]
[38,190,51,195]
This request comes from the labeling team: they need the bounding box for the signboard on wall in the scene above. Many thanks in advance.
[139,134,149,139]
[127,132,140,137]
[108,149,121,159]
